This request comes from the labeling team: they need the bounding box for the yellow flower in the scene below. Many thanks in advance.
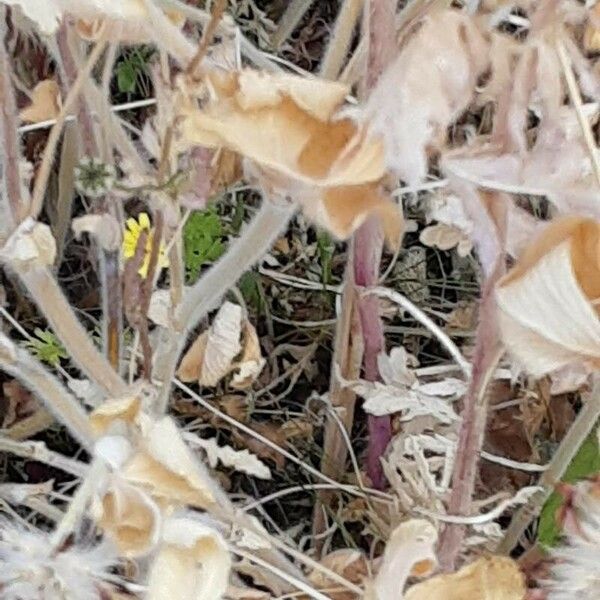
[122,213,169,278]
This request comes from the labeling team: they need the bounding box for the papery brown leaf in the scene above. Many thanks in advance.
[177,302,243,387]
[147,516,231,600]
[308,549,368,599]
[90,397,141,436]
[584,4,600,53]
[230,320,265,389]
[124,417,215,509]
[496,217,600,377]
[19,80,61,124]
[403,556,526,600]
[93,478,161,557]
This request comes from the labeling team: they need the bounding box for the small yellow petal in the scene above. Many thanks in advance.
[138,212,151,230]
[126,218,141,235]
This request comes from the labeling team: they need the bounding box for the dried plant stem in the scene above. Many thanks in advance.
[234,549,331,600]
[319,0,364,80]
[187,0,228,75]
[4,409,55,441]
[50,459,105,550]
[29,33,109,219]
[0,13,24,227]
[356,0,398,490]
[55,22,99,158]
[437,275,504,571]
[366,287,471,375]
[0,332,94,449]
[155,0,281,72]
[154,199,296,413]
[18,268,127,398]
[555,37,600,191]
[0,438,87,477]
[498,377,600,553]
[271,0,316,49]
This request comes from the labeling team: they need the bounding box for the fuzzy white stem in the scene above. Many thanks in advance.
[18,268,127,397]
[0,331,94,449]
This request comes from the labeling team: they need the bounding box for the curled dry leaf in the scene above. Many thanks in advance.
[72,214,122,252]
[495,217,600,378]
[90,396,141,436]
[0,218,56,270]
[124,417,215,509]
[584,3,600,53]
[147,516,231,600]
[19,80,61,124]
[309,549,369,599]
[92,476,161,557]
[178,302,265,388]
[194,436,271,480]
[369,519,438,600]
[179,69,402,244]
[231,320,266,389]
[361,9,488,185]
[403,556,525,600]
[420,223,472,257]
[340,347,461,423]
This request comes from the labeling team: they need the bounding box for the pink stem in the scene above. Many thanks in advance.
[354,0,397,489]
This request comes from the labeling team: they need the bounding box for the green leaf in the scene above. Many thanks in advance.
[116,62,137,94]
[25,328,68,367]
[538,431,600,547]
[183,209,225,282]
[239,272,262,311]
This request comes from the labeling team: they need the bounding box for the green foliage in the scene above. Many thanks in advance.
[317,231,335,285]
[116,47,155,96]
[183,209,225,283]
[238,272,262,311]
[538,431,600,547]
[25,328,68,367]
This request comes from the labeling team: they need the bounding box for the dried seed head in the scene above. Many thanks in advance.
[74,157,116,199]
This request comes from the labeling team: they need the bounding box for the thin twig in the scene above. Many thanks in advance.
[365,287,471,375]
[29,32,109,219]
[271,0,316,49]
[0,11,24,227]
[555,36,600,191]
[187,0,228,76]
[319,0,365,80]
[0,332,94,449]
[17,267,127,398]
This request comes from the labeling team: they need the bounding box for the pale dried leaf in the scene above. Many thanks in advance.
[496,218,600,377]
[231,321,265,389]
[72,214,122,252]
[403,556,525,600]
[177,302,243,387]
[370,519,438,600]
[90,397,141,436]
[148,516,231,600]
[93,477,161,557]
[0,219,57,269]
[125,416,215,508]
[309,549,368,589]
[19,80,61,123]
[194,436,271,480]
